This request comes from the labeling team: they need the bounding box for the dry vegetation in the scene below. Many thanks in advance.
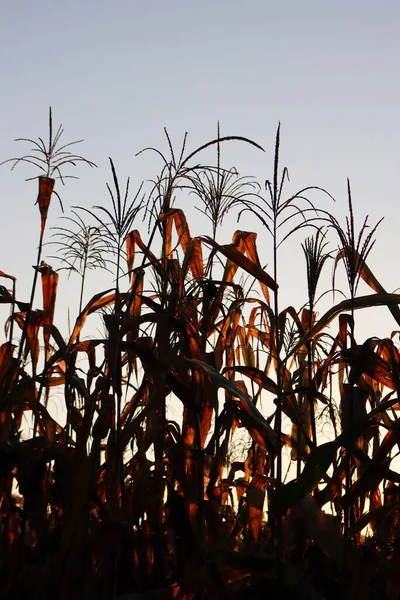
[1,111,400,599]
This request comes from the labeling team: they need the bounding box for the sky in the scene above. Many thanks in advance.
[0,0,400,344]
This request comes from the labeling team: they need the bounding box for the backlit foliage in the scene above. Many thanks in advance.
[0,115,399,599]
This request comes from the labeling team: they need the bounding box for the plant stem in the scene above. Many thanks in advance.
[78,245,88,317]
[8,279,16,348]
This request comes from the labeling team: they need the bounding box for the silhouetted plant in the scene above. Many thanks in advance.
[190,123,262,241]
[47,209,114,315]
[0,106,96,185]
[330,179,383,315]
[1,108,96,365]
[301,228,332,451]
[328,180,383,535]
[1,118,400,600]
[302,227,331,313]
[237,124,332,501]
[78,158,145,296]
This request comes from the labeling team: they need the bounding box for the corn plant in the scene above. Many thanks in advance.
[1,108,96,366]
[299,229,332,461]
[1,117,400,599]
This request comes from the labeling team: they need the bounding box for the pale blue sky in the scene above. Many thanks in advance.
[1,0,399,340]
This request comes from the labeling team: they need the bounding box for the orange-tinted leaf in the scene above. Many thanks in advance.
[68,289,118,346]
[181,236,204,282]
[35,176,55,235]
[290,405,312,462]
[200,235,278,292]
[288,293,400,359]
[340,452,400,510]
[344,340,395,390]
[184,358,281,450]
[41,266,58,364]
[247,473,269,543]
[300,307,316,332]
[17,310,42,373]
[126,229,166,278]
[126,230,137,283]
[0,270,16,281]
[232,230,272,303]
[159,208,191,257]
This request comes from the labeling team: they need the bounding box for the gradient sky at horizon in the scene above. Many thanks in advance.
[1,0,399,342]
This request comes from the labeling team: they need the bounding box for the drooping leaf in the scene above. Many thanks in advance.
[222,365,278,395]
[183,358,282,450]
[247,473,270,543]
[40,265,59,365]
[36,176,55,234]
[287,293,400,360]
[273,416,379,515]
[158,208,191,257]
[0,270,16,281]
[181,236,204,282]
[68,289,119,346]
[200,234,278,292]
[125,229,166,278]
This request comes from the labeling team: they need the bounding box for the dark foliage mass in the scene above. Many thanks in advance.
[0,111,399,599]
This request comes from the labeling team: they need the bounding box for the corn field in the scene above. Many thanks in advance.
[1,111,400,599]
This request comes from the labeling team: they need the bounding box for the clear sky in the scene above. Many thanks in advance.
[1,0,399,342]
